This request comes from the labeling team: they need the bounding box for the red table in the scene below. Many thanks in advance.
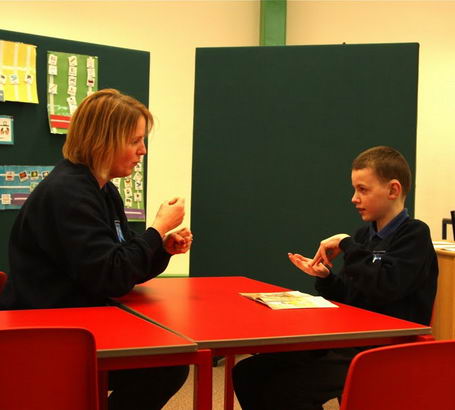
[0,306,212,410]
[115,276,432,409]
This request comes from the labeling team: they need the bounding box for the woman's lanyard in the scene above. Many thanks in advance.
[114,220,126,243]
[103,185,126,243]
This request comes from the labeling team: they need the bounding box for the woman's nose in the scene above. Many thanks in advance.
[138,141,147,155]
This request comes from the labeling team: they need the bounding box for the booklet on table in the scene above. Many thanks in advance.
[240,291,338,310]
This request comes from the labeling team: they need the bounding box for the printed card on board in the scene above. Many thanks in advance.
[0,115,14,145]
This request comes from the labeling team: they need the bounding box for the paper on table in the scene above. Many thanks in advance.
[433,241,455,251]
[240,291,338,310]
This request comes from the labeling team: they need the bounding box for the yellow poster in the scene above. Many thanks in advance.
[0,40,39,104]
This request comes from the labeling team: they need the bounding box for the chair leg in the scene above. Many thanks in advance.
[98,371,109,410]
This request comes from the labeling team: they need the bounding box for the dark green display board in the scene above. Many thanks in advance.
[0,29,149,272]
[190,43,418,293]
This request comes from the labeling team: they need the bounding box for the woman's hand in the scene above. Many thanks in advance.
[288,253,330,278]
[164,228,193,255]
[151,197,185,237]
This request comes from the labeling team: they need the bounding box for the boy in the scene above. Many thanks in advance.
[233,146,438,410]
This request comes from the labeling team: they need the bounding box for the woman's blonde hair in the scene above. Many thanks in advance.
[63,89,153,179]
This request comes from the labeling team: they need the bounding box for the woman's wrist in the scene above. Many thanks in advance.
[151,224,166,238]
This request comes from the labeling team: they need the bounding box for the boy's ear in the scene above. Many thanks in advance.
[388,179,402,199]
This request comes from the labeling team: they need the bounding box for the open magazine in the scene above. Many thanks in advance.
[240,291,338,310]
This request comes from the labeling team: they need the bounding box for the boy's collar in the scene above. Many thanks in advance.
[369,208,409,240]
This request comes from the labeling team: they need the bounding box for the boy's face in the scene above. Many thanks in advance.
[351,167,398,228]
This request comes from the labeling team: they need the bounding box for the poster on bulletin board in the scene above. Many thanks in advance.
[0,165,54,210]
[112,160,145,221]
[47,51,98,134]
[0,39,39,103]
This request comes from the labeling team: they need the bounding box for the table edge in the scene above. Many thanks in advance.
[97,343,197,358]
[194,326,431,349]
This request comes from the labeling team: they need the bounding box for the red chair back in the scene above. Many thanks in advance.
[0,271,7,294]
[340,340,455,410]
[0,327,99,410]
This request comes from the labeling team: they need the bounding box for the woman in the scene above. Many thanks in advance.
[0,89,191,409]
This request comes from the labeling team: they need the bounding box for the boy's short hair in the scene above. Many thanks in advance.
[352,146,412,196]
[63,88,153,180]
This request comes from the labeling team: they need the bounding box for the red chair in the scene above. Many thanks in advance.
[0,271,7,294]
[0,327,99,410]
[340,340,455,410]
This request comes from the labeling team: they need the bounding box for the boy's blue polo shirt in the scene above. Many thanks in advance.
[369,208,410,240]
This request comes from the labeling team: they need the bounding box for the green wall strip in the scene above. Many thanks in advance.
[260,0,287,46]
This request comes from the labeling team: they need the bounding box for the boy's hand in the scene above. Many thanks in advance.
[288,253,330,278]
[310,234,350,267]
[164,227,193,255]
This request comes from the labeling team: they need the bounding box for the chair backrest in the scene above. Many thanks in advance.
[0,327,99,410]
[340,340,455,410]
[0,271,7,294]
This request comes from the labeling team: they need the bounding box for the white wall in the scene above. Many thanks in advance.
[287,1,455,239]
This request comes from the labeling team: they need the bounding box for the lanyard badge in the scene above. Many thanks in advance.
[114,220,125,243]
[372,250,386,263]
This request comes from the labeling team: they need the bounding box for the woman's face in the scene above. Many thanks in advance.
[108,116,147,180]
